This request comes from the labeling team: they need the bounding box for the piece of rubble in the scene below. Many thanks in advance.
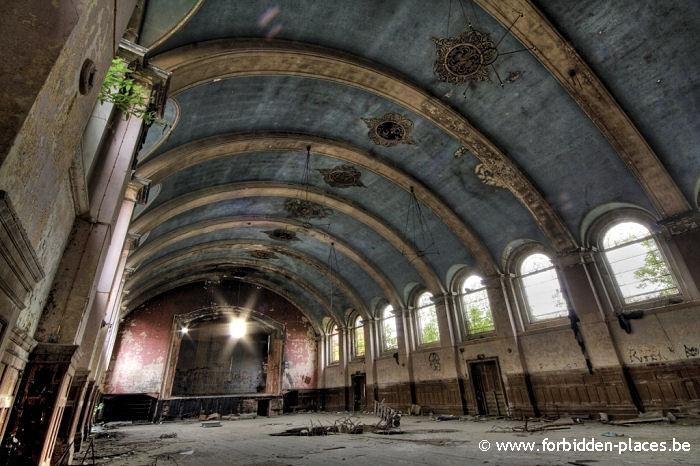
[201,421,222,428]
[159,432,177,439]
[206,413,221,420]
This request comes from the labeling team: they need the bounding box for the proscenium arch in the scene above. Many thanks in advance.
[137,132,498,275]
[150,39,576,252]
[125,258,350,323]
[127,216,403,307]
[129,182,445,293]
[126,239,369,316]
[122,272,323,334]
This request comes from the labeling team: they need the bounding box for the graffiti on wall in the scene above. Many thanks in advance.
[628,345,667,364]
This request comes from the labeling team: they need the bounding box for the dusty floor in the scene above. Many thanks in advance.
[77,413,700,465]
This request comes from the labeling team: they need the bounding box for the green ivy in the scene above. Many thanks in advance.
[99,58,158,124]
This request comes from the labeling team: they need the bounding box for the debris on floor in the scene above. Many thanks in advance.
[201,421,222,428]
[159,432,178,439]
[434,414,459,422]
[601,431,624,437]
[610,411,673,425]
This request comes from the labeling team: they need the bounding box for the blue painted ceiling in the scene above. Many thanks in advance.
[129,0,700,324]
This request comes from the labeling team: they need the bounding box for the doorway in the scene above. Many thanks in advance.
[469,359,507,416]
[351,373,366,412]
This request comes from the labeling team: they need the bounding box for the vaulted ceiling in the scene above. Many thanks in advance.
[125,0,700,326]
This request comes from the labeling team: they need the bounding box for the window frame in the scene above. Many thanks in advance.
[413,291,441,347]
[351,314,366,359]
[589,212,687,313]
[510,245,571,328]
[327,323,340,365]
[457,274,496,338]
[379,304,399,353]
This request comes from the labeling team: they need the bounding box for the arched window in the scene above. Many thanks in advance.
[518,253,569,322]
[328,324,340,364]
[380,305,398,351]
[352,315,365,358]
[461,275,495,334]
[415,292,440,345]
[601,221,679,304]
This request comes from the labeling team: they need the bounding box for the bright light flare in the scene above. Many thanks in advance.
[229,318,246,339]
[180,327,189,334]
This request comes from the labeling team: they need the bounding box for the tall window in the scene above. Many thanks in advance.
[328,324,340,364]
[518,253,569,322]
[352,315,365,357]
[380,305,398,351]
[416,292,440,345]
[461,275,495,334]
[602,221,679,304]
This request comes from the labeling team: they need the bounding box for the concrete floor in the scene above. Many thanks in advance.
[80,413,700,465]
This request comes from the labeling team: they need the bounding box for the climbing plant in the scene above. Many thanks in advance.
[98,58,157,124]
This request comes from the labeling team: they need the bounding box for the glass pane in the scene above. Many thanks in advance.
[521,269,568,321]
[354,326,365,357]
[330,332,340,363]
[417,306,439,344]
[520,253,554,275]
[382,315,398,350]
[417,292,433,307]
[462,275,484,293]
[462,288,495,334]
[603,222,651,249]
[605,239,678,303]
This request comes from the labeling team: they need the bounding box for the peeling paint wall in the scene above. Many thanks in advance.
[105,281,318,395]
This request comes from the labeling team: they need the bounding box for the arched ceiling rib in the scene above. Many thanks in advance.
[475,0,690,218]
[130,182,444,292]
[123,273,324,334]
[127,216,402,307]
[151,39,576,251]
[125,259,348,322]
[126,239,368,316]
[137,132,498,274]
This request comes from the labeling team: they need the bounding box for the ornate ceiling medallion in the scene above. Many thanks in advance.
[250,250,277,260]
[433,28,498,83]
[317,164,365,188]
[264,229,300,242]
[362,112,416,147]
[284,199,332,219]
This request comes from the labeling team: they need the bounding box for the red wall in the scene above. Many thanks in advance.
[105,281,318,395]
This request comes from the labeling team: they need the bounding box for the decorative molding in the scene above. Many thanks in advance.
[453,146,469,159]
[0,191,44,310]
[475,0,690,219]
[317,164,365,188]
[421,106,575,252]
[432,28,498,83]
[362,112,416,147]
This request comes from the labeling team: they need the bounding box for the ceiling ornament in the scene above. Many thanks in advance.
[362,112,416,147]
[284,198,332,220]
[264,229,300,242]
[433,28,498,83]
[317,164,365,188]
[250,250,277,260]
